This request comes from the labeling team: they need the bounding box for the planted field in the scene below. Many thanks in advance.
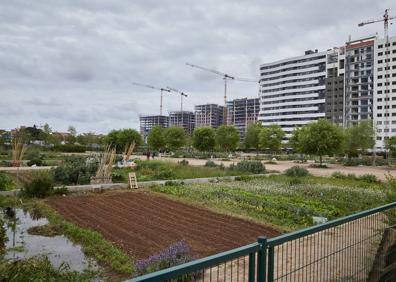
[152,175,389,230]
[48,191,280,260]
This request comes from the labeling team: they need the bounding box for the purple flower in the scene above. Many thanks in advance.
[136,240,194,274]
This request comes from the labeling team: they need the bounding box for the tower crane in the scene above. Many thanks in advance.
[186,62,258,123]
[358,9,395,155]
[166,86,188,127]
[132,82,171,116]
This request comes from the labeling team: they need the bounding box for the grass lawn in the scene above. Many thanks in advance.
[112,160,252,182]
[151,174,390,231]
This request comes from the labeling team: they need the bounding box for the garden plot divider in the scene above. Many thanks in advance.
[128,202,396,282]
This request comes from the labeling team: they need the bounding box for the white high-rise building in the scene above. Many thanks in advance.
[258,50,326,138]
[373,35,396,149]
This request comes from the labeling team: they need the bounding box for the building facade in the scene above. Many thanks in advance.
[226,98,259,140]
[258,50,326,138]
[325,47,345,126]
[169,111,195,136]
[373,35,396,149]
[139,115,169,143]
[344,36,375,126]
[194,104,224,129]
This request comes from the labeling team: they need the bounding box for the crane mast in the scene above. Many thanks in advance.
[167,87,188,127]
[132,82,170,116]
[186,62,257,124]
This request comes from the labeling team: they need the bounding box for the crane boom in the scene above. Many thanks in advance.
[166,86,188,97]
[186,62,232,78]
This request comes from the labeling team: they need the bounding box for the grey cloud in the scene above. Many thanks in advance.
[0,0,395,133]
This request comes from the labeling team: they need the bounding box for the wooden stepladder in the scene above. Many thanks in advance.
[128,172,138,189]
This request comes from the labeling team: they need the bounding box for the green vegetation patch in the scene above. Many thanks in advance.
[0,256,96,282]
[27,224,63,237]
[113,160,251,182]
[151,175,388,230]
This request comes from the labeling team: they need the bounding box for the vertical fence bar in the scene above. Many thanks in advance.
[248,252,256,282]
[267,245,274,282]
[257,236,267,282]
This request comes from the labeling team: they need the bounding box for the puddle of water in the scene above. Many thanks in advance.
[3,208,97,272]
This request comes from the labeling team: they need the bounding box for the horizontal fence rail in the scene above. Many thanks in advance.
[127,202,396,282]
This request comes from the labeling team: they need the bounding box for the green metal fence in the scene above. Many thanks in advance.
[128,202,396,282]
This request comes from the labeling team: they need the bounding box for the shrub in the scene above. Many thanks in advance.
[232,161,265,174]
[288,177,303,185]
[26,151,44,166]
[136,240,195,275]
[204,160,217,168]
[21,171,54,198]
[154,169,176,180]
[53,144,86,153]
[178,160,189,166]
[284,166,309,177]
[111,170,124,182]
[0,172,15,191]
[52,156,98,185]
[358,174,378,183]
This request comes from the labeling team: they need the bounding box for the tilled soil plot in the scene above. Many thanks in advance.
[48,191,280,259]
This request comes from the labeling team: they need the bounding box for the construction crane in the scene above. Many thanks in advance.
[167,86,188,127]
[358,9,395,159]
[186,62,258,123]
[132,82,171,116]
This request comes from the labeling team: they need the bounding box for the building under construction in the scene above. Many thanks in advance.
[227,98,260,140]
[194,104,224,129]
[169,111,195,136]
[139,115,169,143]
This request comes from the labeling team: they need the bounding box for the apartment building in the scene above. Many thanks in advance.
[373,35,396,149]
[344,36,375,126]
[169,111,195,136]
[258,50,326,138]
[226,98,259,140]
[325,47,345,126]
[194,104,224,129]
[139,115,169,143]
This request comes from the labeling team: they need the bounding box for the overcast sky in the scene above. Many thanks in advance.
[1,1,394,134]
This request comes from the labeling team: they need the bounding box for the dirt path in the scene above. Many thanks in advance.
[48,191,280,260]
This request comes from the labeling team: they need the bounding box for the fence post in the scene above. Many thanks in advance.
[257,236,267,282]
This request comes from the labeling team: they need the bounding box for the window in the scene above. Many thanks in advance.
[378,60,383,64]
[378,113,382,117]
[378,52,383,56]
[378,44,383,48]
[378,75,383,79]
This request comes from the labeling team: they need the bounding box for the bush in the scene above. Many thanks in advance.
[284,166,309,177]
[21,171,54,198]
[358,174,378,183]
[0,172,15,191]
[53,156,98,185]
[204,160,217,168]
[26,151,44,166]
[111,170,125,182]
[53,144,86,153]
[331,171,378,183]
[232,161,265,174]
[178,160,189,166]
[154,169,176,180]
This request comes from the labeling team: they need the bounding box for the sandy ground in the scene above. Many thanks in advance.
[134,155,396,181]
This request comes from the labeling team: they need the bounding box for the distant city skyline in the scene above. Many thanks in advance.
[0,1,393,133]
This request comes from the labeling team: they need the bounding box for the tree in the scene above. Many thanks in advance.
[215,125,240,152]
[299,119,345,165]
[67,125,77,144]
[386,136,396,160]
[244,123,263,152]
[163,127,187,151]
[192,127,216,152]
[104,129,143,152]
[344,120,375,157]
[147,126,166,151]
[258,124,285,154]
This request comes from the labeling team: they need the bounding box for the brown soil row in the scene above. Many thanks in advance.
[48,191,280,259]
